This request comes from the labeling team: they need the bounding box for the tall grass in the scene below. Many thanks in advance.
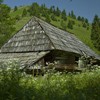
[0,62,100,100]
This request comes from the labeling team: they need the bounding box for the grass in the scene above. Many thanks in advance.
[10,6,29,18]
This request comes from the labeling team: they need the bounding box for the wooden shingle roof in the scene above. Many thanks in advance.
[1,16,100,60]
[0,51,49,68]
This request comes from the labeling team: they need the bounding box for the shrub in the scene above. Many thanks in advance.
[67,20,74,29]
[0,61,100,100]
[51,14,57,21]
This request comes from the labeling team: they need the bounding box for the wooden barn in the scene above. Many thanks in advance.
[0,16,100,72]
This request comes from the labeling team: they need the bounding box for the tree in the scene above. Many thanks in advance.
[22,8,27,17]
[28,2,40,17]
[82,22,87,28]
[40,4,49,17]
[0,4,15,46]
[77,16,81,21]
[70,10,76,19]
[0,0,3,4]
[51,14,57,21]
[68,12,71,17]
[67,20,74,29]
[85,18,88,24]
[0,4,15,34]
[14,6,18,12]
[55,7,61,16]
[91,15,100,50]
[49,6,55,13]
[15,15,20,21]
[61,9,67,21]
[81,17,85,22]
[40,4,46,14]
[45,15,51,23]
[61,20,67,30]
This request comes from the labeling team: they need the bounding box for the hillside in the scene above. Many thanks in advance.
[0,5,100,54]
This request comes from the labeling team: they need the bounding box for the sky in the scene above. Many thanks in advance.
[3,0,100,22]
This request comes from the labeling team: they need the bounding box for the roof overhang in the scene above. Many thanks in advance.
[0,51,50,69]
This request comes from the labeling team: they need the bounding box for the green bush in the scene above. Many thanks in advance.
[0,62,100,100]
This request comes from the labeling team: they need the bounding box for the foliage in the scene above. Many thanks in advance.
[0,61,24,100]
[45,15,51,23]
[85,18,88,23]
[60,20,67,30]
[22,8,27,17]
[77,16,81,21]
[91,15,100,50]
[15,15,21,21]
[70,10,76,19]
[14,6,18,12]
[0,4,15,46]
[61,9,67,21]
[40,4,48,17]
[51,14,57,21]
[67,20,74,29]
[55,7,61,16]
[49,6,55,13]
[28,2,40,17]
[77,16,89,24]
[0,62,100,100]
[82,22,87,28]
[0,0,3,4]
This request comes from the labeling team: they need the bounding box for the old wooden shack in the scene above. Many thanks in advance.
[0,16,100,72]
